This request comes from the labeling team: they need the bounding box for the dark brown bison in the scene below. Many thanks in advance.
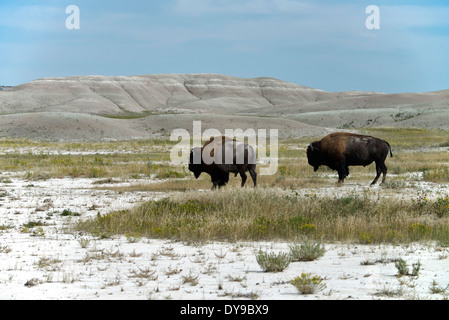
[188,136,257,189]
[307,132,393,185]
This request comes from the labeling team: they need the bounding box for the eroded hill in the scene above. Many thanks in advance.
[0,74,448,141]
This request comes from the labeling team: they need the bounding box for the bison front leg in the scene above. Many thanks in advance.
[210,175,220,190]
[239,172,247,187]
[337,165,346,184]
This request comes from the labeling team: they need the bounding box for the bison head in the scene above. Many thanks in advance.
[188,147,204,179]
[306,142,321,171]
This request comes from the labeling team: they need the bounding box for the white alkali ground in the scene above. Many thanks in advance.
[0,171,448,300]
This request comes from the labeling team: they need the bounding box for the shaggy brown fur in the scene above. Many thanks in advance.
[188,136,256,189]
[307,132,393,185]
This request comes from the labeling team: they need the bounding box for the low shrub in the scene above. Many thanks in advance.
[256,250,291,272]
[289,237,325,262]
[395,258,421,277]
[291,273,327,294]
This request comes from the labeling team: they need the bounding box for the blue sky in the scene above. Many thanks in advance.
[0,0,448,93]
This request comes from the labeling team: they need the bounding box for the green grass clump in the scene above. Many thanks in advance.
[289,237,325,262]
[61,209,80,216]
[395,259,421,277]
[256,251,291,272]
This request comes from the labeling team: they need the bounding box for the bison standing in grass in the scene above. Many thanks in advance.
[188,136,257,189]
[307,132,393,185]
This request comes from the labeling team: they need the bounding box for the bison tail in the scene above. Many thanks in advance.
[384,140,393,158]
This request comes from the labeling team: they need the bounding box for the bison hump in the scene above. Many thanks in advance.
[203,136,235,158]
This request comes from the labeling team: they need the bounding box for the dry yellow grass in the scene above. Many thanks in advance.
[2,128,449,245]
[76,186,449,244]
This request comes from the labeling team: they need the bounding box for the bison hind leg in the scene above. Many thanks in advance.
[239,171,247,187]
[249,167,257,187]
[380,162,388,184]
[371,162,387,185]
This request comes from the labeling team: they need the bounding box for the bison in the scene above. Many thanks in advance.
[307,132,393,185]
[188,136,257,189]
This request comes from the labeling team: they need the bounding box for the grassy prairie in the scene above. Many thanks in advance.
[0,153,181,179]
[76,187,449,244]
[0,138,180,179]
[2,127,449,244]
[75,127,449,245]
[359,127,449,150]
[1,127,446,182]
